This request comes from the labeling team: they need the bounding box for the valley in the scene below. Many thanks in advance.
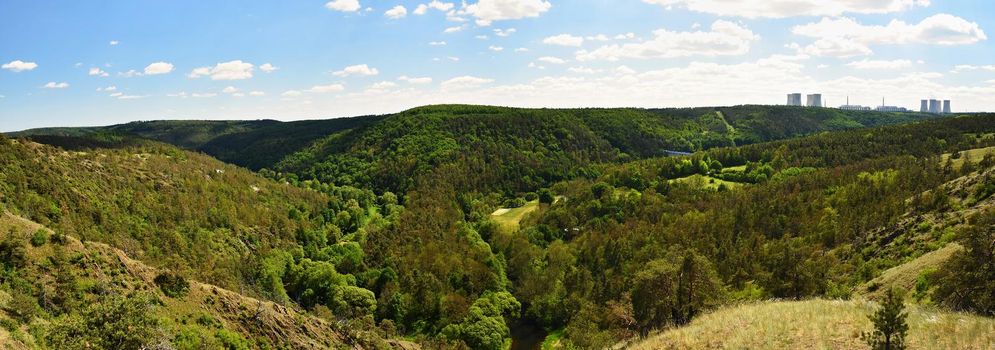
[2,105,995,349]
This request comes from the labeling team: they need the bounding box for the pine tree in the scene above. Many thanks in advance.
[862,288,909,350]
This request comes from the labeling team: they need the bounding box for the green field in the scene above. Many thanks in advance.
[941,146,995,168]
[491,200,540,233]
[670,174,743,190]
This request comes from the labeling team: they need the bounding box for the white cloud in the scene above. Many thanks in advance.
[325,0,361,12]
[464,0,552,26]
[586,34,611,42]
[792,14,987,57]
[442,76,494,90]
[447,56,461,61]
[96,85,117,92]
[489,45,505,52]
[385,5,408,19]
[370,81,399,90]
[398,75,433,84]
[846,59,913,70]
[577,20,759,61]
[476,35,489,40]
[119,70,143,78]
[494,28,517,37]
[614,33,636,40]
[249,91,266,96]
[309,84,346,93]
[281,90,302,97]
[2,60,38,72]
[109,40,119,46]
[222,86,239,94]
[429,41,448,46]
[537,56,567,64]
[568,66,602,74]
[188,60,254,80]
[109,92,124,97]
[143,62,174,75]
[514,47,529,52]
[259,63,278,73]
[116,94,147,100]
[333,64,379,77]
[953,65,995,72]
[444,25,465,33]
[414,0,455,15]
[191,93,217,98]
[641,0,931,19]
[43,82,70,89]
[88,67,109,77]
[543,34,584,47]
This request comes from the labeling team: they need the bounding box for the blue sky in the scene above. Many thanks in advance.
[1,0,994,131]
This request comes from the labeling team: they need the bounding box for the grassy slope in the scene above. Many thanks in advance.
[491,200,540,233]
[0,212,383,349]
[857,243,962,300]
[941,145,995,168]
[629,299,995,350]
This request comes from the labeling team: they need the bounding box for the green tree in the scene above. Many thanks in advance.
[934,210,995,315]
[46,294,162,350]
[861,288,908,350]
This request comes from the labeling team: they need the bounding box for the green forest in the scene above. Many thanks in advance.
[2,105,994,349]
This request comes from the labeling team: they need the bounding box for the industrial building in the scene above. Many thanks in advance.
[787,93,802,106]
[921,100,929,113]
[806,94,822,107]
[929,99,941,114]
[840,105,871,111]
[876,106,908,112]
[943,100,951,114]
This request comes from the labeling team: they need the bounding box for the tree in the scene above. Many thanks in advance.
[934,210,995,315]
[631,251,723,337]
[861,288,908,350]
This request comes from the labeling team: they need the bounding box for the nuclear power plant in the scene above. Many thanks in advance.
[787,93,952,113]
[787,93,802,106]
[920,99,953,114]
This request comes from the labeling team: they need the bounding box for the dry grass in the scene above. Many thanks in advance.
[629,299,995,350]
[857,243,961,300]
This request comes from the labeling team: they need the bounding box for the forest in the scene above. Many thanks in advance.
[1,105,994,349]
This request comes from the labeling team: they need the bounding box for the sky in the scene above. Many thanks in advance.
[1,0,994,131]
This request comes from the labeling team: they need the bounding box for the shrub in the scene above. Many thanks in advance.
[538,189,555,204]
[154,271,190,298]
[30,229,47,247]
[523,192,538,201]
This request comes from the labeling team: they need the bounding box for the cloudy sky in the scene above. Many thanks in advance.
[1,0,993,131]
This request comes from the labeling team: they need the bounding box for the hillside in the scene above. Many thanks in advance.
[0,135,328,289]
[13,105,938,188]
[0,211,406,349]
[627,299,995,349]
[3,108,994,349]
[10,116,385,170]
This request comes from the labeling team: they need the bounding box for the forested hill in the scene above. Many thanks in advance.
[9,115,385,170]
[13,105,937,183]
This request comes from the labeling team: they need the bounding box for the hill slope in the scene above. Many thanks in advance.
[627,299,995,350]
[0,211,403,349]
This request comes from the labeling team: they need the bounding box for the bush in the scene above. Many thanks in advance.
[538,189,555,204]
[523,192,538,201]
[154,271,190,298]
[30,229,47,247]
